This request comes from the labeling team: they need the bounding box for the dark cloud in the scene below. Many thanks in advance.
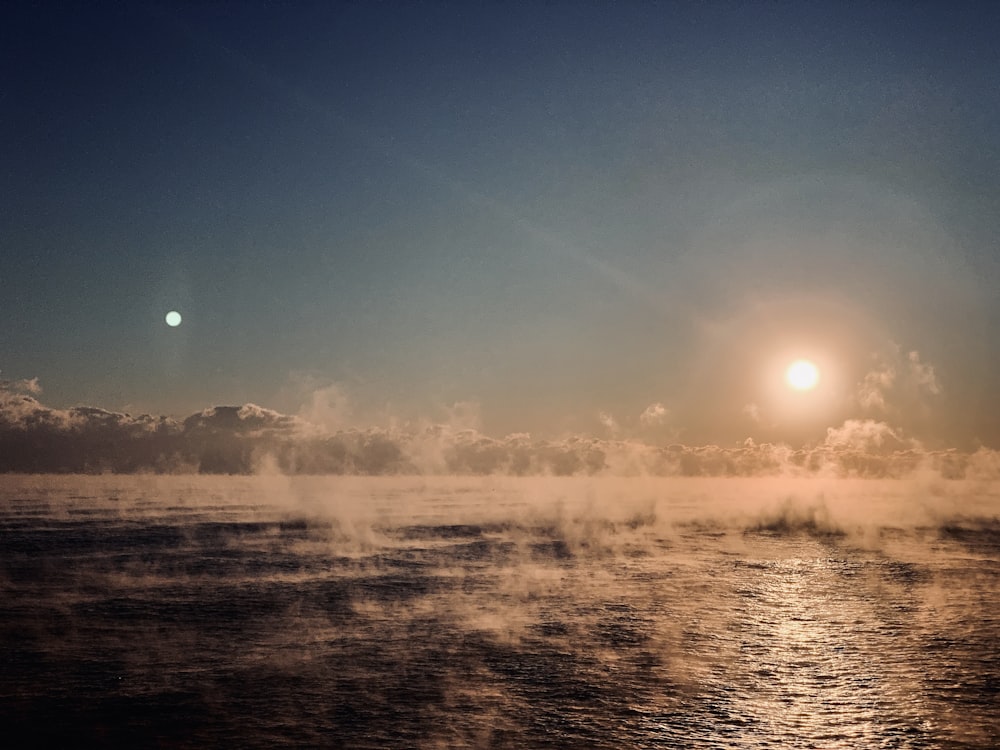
[0,390,180,473]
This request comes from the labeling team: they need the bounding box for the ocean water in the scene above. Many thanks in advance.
[1,474,998,748]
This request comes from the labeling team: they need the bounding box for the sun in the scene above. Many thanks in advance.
[785,359,819,391]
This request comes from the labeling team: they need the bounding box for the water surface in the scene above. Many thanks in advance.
[1,475,997,748]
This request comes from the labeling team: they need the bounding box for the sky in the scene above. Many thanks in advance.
[3,1,999,450]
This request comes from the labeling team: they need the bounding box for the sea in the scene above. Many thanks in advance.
[1,474,998,748]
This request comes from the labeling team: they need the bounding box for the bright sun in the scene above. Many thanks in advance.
[785,359,819,391]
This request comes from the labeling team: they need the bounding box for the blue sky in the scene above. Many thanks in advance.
[3,2,999,447]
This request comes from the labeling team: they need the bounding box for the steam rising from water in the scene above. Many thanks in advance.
[2,475,998,747]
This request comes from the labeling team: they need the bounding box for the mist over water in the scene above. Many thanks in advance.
[2,475,998,748]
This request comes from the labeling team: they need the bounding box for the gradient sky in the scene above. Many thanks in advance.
[3,1,999,448]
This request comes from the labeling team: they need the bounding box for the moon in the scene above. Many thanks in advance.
[165,311,182,327]
[785,359,819,391]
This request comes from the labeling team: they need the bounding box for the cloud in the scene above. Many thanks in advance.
[858,365,895,411]
[824,419,912,453]
[444,401,482,432]
[639,403,668,427]
[742,403,762,423]
[908,350,940,395]
[184,404,304,437]
[0,380,995,479]
[0,384,182,473]
[296,381,353,432]
[857,346,941,413]
[0,376,42,395]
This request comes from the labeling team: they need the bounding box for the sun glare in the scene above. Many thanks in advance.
[785,359,819,391]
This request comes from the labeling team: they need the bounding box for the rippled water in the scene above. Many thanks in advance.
[1,475,998,748]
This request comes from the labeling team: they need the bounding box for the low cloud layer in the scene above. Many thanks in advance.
[0,381,995,479]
